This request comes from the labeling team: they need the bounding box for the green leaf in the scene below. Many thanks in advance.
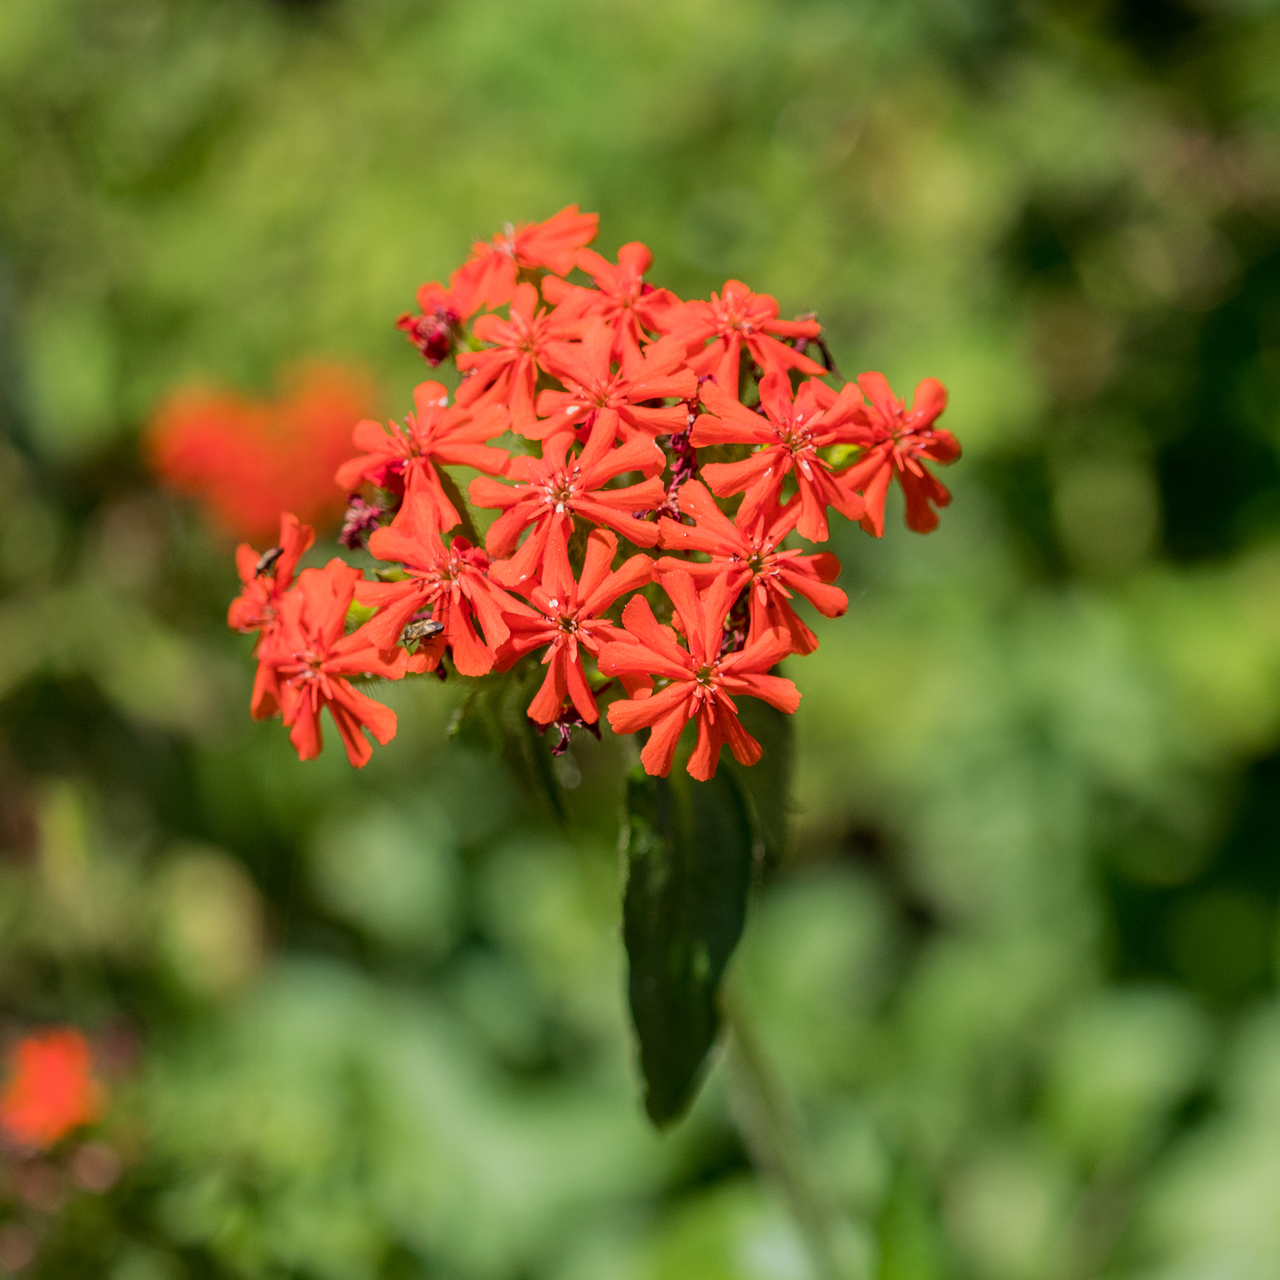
[436,466,481,546]
[622,763,755,1127]
[344,601,377,631]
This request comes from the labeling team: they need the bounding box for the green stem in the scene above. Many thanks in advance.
[722,984,866,1280]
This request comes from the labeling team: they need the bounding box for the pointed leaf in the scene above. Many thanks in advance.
[622,763,754,1126]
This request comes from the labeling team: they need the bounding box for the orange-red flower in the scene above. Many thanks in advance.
[694,372,866,542]
[0,1029,102,1150]
[542,242,679,363]
[469,429,667,588]
[664,280,827,389]
[357,494,525,678]
[836,373,959,536]
[457,205,599,310]
[148,364,372,542]
[454,282,587,431]
[496,529,653,727]
[335,381,508,533]
[656,481,846,655]
[227,512,317,720]
[534,326,696,444]
[255,559,419,766]
[227,512,314,635]
[598,570,801,780]
[217,206,962,775]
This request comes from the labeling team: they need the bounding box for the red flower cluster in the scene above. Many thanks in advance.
[230,206,959,778]
[228,514,434,766]
[148,364,374,542]
[0,1030,102,1150]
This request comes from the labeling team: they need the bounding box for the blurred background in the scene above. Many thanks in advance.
[4,0,1280,1276]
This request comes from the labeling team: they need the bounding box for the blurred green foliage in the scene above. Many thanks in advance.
[4,0,1280,1276]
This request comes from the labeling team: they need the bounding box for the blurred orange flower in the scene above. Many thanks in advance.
[0,1029,103,1150]
[146,364,374,542]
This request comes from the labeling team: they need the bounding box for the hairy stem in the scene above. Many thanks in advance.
[722,984,867,1280]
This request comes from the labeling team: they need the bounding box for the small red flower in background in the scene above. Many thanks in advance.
[0,1029,103,1150]
[838,373,959,536]
[148,364,372,543]
[598,571,801,781]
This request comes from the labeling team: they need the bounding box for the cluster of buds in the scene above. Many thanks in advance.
[228,207,959,779]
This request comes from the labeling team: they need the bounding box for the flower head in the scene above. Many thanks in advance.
[656,481,846,655]
[456,205,599,310]
[598,570,800,780]
[542,242,679,363]
[694,371,866,541]
[218,206,961,776]
[496,528,653,727]
[469,427,667,588]
[255,559,420,766]
[335,380,508,533]
[0,1029,103,1150]
[665,280,827,389]
[837,373,958,536]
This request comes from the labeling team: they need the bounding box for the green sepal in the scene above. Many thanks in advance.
[344,601,377,631]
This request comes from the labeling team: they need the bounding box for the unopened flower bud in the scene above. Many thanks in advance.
[339,496,385,550]
[396,306,460,367]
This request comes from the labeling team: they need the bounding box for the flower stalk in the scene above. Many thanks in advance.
[723,985,868,1280]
